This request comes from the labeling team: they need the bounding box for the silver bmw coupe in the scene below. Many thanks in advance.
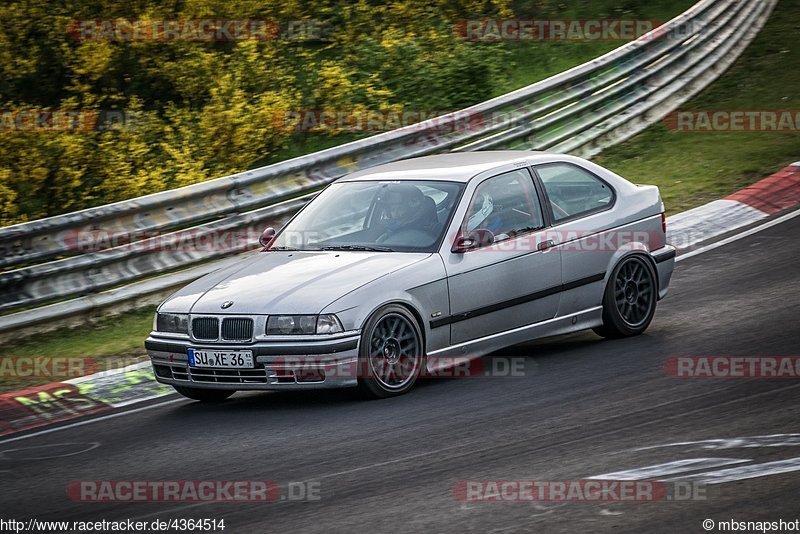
[146,151,675,400]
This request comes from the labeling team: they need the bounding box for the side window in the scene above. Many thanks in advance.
[536,163,613,222]
[462,169,543,244]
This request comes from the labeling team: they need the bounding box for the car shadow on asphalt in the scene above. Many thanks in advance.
[159,329,663,419]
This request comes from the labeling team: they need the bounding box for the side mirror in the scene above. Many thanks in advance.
[452,235,477,254]
[259,227,276,248]
[451,229,493,253]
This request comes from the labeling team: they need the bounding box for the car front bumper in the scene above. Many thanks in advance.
[145,333,361,390]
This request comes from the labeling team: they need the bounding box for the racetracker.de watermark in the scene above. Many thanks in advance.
[66,480,321,502]
[265,355,527,380]
[453,480,707,502]
[67,19,331,41]
[0,110,136,133]
[0,356,97,379]
[273,109,484,133]
[63,228,266,254]
[664,110,800,132]
[271,108,593,133]
[665,356,800,378]
[454,19,661,41]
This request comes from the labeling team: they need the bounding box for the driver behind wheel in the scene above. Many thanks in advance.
[380,185,423,230]
[376,185,435,244]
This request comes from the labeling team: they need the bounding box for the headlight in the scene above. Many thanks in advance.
[266,314,343,335]
[267,315,317,335]
[156,313,189,334]
[316,314,343,334]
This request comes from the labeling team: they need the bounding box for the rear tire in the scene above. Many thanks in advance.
[173,385,235,402]
[593,255,657,339]
[357,304,424,399]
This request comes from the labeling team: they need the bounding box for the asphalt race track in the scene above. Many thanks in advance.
[2,214,799,533]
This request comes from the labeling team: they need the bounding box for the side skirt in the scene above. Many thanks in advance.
[425,306,603,373]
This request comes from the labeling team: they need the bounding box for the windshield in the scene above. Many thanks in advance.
[270,180,464,252]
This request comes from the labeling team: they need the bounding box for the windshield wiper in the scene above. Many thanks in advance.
[265,246,299,251]
[321,245,394,252]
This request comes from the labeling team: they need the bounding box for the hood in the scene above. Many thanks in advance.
[160,251,431,315]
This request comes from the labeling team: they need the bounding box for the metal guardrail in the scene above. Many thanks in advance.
[0,0,776,337]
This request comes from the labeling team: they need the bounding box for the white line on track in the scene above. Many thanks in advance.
[661,456,800,484]
[676,208,800,262]
[0,398,183,446]
[589,458,752,480]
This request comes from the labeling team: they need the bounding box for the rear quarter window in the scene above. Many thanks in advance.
[535,163,614,222]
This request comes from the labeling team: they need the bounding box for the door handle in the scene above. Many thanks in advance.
[537,239,555,251]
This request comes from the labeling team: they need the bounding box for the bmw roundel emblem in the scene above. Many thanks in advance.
[220,301,234,309]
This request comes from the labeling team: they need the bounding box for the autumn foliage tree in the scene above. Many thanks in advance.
[0,0,511,225]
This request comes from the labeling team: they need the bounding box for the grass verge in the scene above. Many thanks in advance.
[1,308,154,393]
[595,0,799,214]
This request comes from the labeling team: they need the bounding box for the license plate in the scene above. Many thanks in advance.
[188,349,254,369]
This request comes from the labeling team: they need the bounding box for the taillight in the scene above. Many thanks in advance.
[661,212,667,234]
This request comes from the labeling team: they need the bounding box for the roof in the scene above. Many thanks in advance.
[337,151,560,183]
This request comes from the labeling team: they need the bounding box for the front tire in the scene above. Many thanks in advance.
[173,385,235,402]
[593,255,657,338]
[357,304,424,399]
